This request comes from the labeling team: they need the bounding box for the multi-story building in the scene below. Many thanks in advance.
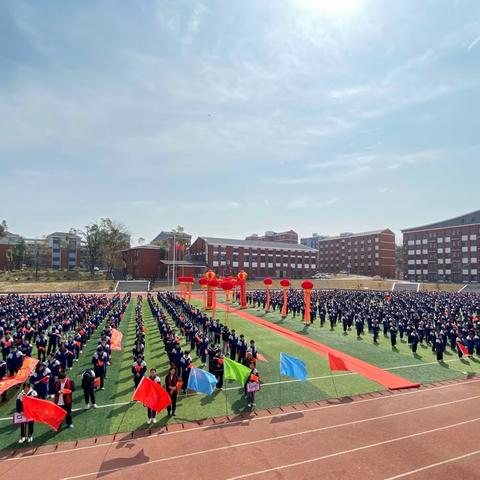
[189,236,317,278]
[122,245,204,280]
[245,230,298,244]
[46,232,81,270]
[0,231,23,270]
[318,229,396,278]
[24,238,51,269]
[300,233,325,250]
[402,210,480,283]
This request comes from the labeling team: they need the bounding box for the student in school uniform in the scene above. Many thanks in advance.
[179,351,192,394]
[237,334,248,364]
[7,345,23,376]
[165,365,178,417]
[146,368,161,424]
[131,356,147,389]
[92,346,108,390]
[54,372,75,429]
[35,333,47,362]
[81,369,98,409]
[16,382,37,444]
[30,362,51,400]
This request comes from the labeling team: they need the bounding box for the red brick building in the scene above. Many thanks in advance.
[245,230,298,244]
[189,236,317,278]
[122,246,166,280]
[122,245,205,280]
[402,210,480,283]
[318,229,396,278]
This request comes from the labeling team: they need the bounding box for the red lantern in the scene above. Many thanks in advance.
[280,279,290,317]
[263,278,273,313]
[237,271,248,308]
[301,281,314,325]
[301,280,313,290]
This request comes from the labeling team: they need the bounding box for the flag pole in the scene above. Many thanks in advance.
[330,369,340,399]
[279,370,282,408]
[224,379,229,416]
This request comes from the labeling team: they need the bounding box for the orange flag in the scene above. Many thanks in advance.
[23,397,67,431]
[328,352,350,372]
[111,328,123,351]
[132,377,171,413]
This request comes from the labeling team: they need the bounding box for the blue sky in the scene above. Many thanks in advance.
[1,0,480,245]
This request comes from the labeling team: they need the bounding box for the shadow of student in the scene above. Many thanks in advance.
[270,412,304,424]
[98,448,150,478]
[110,385,135,400]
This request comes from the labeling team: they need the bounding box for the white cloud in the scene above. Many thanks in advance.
[287,197,337,209]
[179,201,242,212]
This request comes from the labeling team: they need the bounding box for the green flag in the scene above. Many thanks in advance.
[224,357,250,385]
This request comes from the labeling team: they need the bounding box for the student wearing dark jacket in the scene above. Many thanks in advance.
[131,356,147,389]
[165,366,178,416]
[81,369,97,409]
[7,346,23,376]
[16,382,37,443]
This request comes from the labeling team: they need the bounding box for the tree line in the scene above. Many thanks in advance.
[0,218,130,275]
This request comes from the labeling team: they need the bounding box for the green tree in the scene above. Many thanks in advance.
[0,220,7,237]
[100,218,130,273]
[81,223,104,276]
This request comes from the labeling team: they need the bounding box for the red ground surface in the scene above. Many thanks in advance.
[1,379,480,480]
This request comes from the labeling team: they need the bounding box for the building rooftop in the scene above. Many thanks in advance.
[318,229,391,242]
[151,230,192,243]
[402,210,480,233]
[200,236,317,252]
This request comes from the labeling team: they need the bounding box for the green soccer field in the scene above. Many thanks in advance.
[0,293,478,451]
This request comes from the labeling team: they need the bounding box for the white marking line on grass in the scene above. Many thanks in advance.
[4,381,480,465]
[61,412,480,480]
[0,355,469,422]
[383,449,480,480]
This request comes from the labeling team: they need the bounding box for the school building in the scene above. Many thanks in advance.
[318,229,396,278]
[402,210,480,283]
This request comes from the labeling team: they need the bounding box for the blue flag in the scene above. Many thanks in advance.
[280,352,308,381]
[187,367,218,395]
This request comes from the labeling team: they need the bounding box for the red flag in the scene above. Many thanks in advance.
[457,341,469,356]
[328,352,350,372]
[23,397,67,431]
[176,244,185,251]
[132,377,171,413]
[111,328,123,351]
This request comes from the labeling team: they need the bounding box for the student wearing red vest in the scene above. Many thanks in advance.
[54,372,75,428]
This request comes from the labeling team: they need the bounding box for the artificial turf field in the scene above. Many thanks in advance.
[0,292,479,450]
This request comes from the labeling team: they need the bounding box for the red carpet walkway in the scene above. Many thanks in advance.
[205,299,420,390]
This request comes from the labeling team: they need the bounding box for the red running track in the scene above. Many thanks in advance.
[1,379,479,480]
[197,297,420,390]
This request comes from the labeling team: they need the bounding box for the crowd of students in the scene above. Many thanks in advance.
[247,288,480,362]
[152,292,261,407]
[0,293,130,443]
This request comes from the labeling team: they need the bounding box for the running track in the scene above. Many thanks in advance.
[1,379,479,480]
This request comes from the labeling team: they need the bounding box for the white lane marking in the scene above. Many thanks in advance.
[1,355,471,422]
[223,419,480,480]
[383,449,480,479]
[61,413,480,480]
[3,378,480,463]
